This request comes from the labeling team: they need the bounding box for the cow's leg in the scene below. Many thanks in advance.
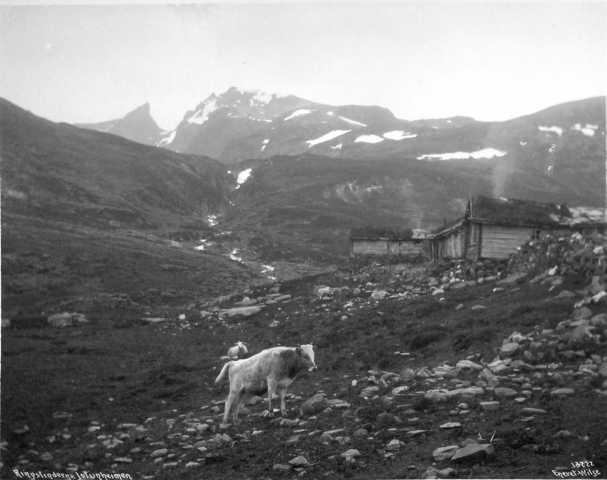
[231,390,244,424]
[233,390,248,423]
[267,377,278,414]
[223,390,238,424]
[279,387,288,416]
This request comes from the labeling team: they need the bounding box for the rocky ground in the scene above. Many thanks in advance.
[2,232,606,479]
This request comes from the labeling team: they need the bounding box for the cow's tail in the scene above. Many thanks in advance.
[215,361,233,384]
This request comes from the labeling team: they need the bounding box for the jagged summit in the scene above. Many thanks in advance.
[77,102,163,146]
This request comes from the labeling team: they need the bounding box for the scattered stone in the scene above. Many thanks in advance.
[113,457,132,464]
[360,386,380,399]
[425,390,449,402]
[301,393,328,415]
[341,449,361,463]
[550,388,574,396]
[423,466,457,479]
[432,445,459,461]
[141,317,167,324]
[470,305,487,311]
[150,448,168,458]
[371,289,388,300]
[500,343,520,356]
[450,443,495,462]
[219,306,264,318]
[480,401,500,411]
[440,422,462,430]
[385,439,404,451]
[48,312,88,328]
[494,387,517,398]
[456,360,483,371]
[288,455,310,467]
[273,464,291,472]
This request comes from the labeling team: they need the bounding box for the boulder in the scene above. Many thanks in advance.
[371,289,388,300]
[385,439,404,451]
[550,388,574,396]
[432,445,458,461]
[48,312,88,328]
[450,443,494,462]
[479,368,499,388]
[456,360,483,371]
[494,387,517,398]
[301,393,329,416]
[341,449,361,463]
[422,466,457,479]
[425,389,449,402]
[219,306,264,318]
[500,343,520,356]
[288,456,310,467]
[480,401,500,411]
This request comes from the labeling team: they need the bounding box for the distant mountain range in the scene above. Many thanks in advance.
[75,89,605,193]
[2,92,605,267]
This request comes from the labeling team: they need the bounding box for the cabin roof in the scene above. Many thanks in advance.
[431,196,606,240]
[468,195,568,227]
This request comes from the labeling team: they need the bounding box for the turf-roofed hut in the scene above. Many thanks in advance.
[429,196,606,262]
[350,226,427,259]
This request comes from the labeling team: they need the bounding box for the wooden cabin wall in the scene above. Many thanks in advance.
[352,239,425,257]
[388,240,425,256]
[480,224,534,259]
[352,240,389,256]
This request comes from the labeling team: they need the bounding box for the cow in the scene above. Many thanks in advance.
[215,344,316,424]
[226,341,248,360]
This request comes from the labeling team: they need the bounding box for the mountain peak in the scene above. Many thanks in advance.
[76,102,162,145]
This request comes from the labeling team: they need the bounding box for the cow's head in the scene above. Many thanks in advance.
[297,344,317,371]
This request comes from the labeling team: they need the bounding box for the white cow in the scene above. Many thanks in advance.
[215,344,316,424]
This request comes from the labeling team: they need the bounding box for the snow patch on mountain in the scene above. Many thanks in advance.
[383,130,417,141]
[252,90,274,105]
[306,130,351,147]
[194,238,214,251]
[157,130,176,147]
[354,134,384,144]
[229,248,243,262]
[572,123,598,137]
[260,138,270,151]
[538,125,563,136]
[339,116,367,127]
[235,168,253,189]
[188,98,218,125]
[330,143,343,150]
[284,109,312,121]
[207,214,219,227]
[417,148,507,161]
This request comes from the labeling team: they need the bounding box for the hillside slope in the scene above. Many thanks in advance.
[223,152,604,263]
[0,98,259,317]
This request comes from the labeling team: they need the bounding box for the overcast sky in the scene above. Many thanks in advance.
[1,2,605,130]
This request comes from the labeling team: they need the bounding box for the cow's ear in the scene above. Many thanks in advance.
[295,346,302,355]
